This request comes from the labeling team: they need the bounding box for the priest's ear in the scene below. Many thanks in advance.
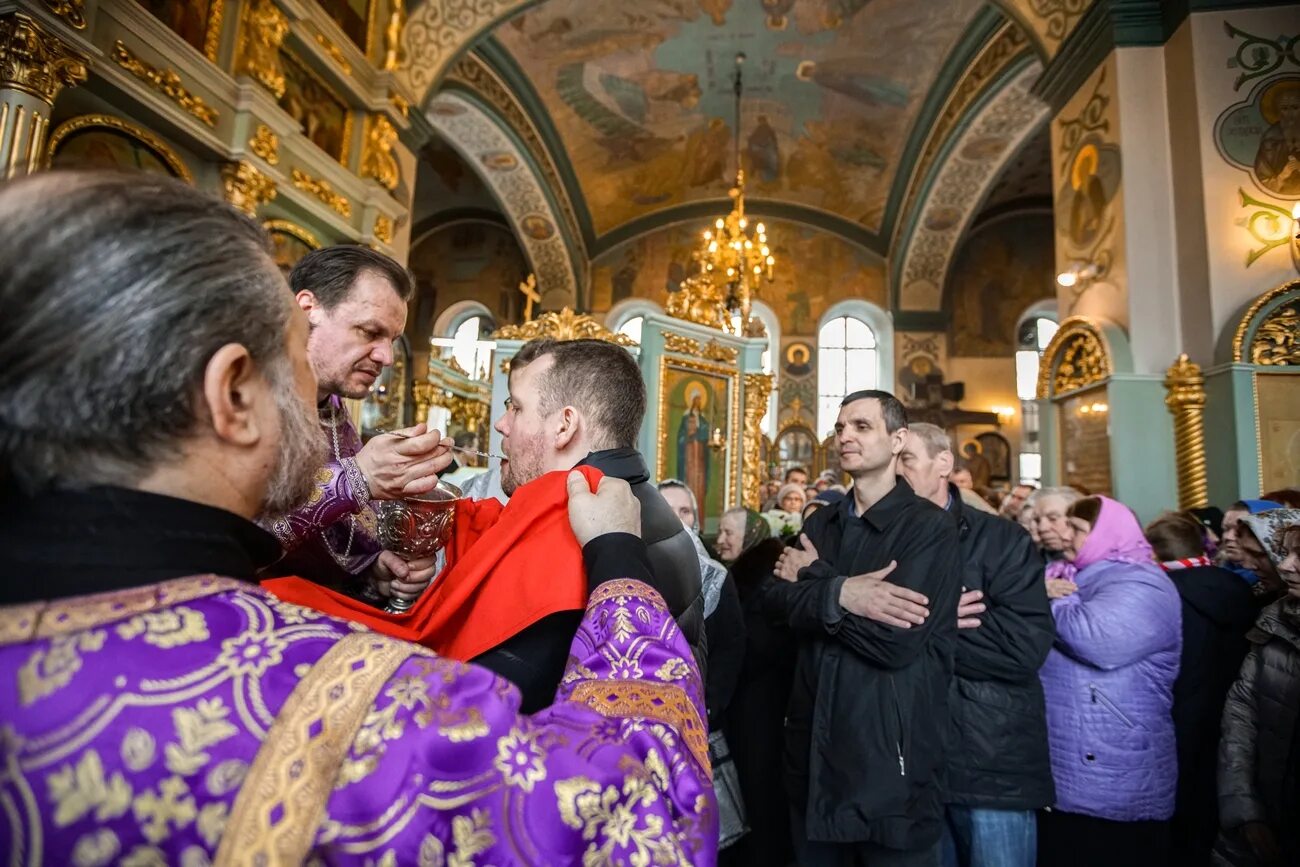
[202,342,271,447]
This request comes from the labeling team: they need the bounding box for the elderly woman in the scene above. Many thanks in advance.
[1234,511,1288,607]
[1215,510,1300,867]
[1038,496,1182,867]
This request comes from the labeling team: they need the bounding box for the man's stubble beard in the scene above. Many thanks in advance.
[262,368,329,514]
[500,432,546,497]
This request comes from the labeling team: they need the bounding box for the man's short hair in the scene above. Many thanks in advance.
[0,171,290,492]
[1145,513,1208,561]
[905,422,952,458]
[289,244,413,308]
[785,466,808,481]
[511,338,646,449]
[840,389,908,433]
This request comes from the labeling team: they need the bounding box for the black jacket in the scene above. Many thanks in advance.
[942,484,1056,810]
[1169,563,1255,865]
[578,448,706,669]
[761,478,962,849]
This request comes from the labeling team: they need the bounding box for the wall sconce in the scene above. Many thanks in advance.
[1078,402,1109,415]
[708,426,727,452]
[992,406,1016,422]
[1056,260,1103,288]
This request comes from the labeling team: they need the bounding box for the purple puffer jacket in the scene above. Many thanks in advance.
[1040,558,1182,821]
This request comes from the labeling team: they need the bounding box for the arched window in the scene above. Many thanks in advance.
[1015,301,1059,483]
[431,301,495,380]
[605,298,662,347]
[816,301,891,437]
[749,301,781,437]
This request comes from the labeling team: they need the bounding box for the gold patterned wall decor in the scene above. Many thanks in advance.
[222,160,276,216]
[314,32,353,75]
[45,114,193,183]
[1232,279,1300,366]
[663,332,701,356]
[492,308,636,346]
[41,0,86,30]
[360,114,400,191]
[247,123,279,165]
[1,12,88,105]
[236,0,289,99]
[111,41,218,127]
[1036,316,1112,399]
[290,168,351,218]
[373,214,393,244]
[743,372,774,510]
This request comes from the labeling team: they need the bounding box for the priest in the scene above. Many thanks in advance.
[0,171,715,865]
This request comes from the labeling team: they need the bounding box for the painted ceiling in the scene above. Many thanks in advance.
[490,0,985,239]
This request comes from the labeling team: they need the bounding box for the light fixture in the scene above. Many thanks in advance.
[992,406,1016,422]
[1078,402,1109,415]
[1056,260,1102,288]
[688,52,775,323]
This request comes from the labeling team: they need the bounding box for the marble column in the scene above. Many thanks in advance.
[0,11,87,178]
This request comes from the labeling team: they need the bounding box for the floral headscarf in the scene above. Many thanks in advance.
[1240,509,1300,566]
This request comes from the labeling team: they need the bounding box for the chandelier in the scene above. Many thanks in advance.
[688,52,774,325]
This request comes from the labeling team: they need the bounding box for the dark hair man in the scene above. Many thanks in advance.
[0,172,714,864]
[899,423,1055,866]
[764,390,963,864]
[261,246,453,604]
[491,338,705,699]
[785,465,810,486]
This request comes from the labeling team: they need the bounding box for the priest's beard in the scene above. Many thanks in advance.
[262,367,329,515]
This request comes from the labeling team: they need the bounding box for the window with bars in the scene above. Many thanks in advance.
[817,315,878,438]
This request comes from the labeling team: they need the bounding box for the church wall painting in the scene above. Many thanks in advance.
[133,0,219,57]
[659,363,732,530]
[406,222,529,347]
[495,0,983,236]
[279,50,352,164]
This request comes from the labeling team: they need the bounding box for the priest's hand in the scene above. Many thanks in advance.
[775,534,818,582]
[369,550,438,602]
[567,471,640,546]
[838,561,931,628]
[356,423,454,500]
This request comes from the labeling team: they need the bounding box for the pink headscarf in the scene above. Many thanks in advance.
[1072,495,1155,571]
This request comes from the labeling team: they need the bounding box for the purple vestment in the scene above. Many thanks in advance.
[260,395,382,587]
[0,575,717,864]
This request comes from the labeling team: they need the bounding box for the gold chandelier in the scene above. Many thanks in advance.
[688,52,774,325]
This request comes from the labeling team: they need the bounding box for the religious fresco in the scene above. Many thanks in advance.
[279,51,351,162]
[494,0,982,236]
[413,135,499,218]
[1000,0,1094,59]
[589,219,886,336]
[406,221,529,346]
[896,331,946,406]
[49,123,188,180]
[947,212,1056,357]
[1216,75,1300,198]
[134,0,217,55]
[660,366,731,526]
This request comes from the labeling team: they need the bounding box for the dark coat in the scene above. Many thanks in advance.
[1168,564,1255,865]
[579,448,706,669]
[943,485,1056,811]
[705,573,745,729]
[762,478,963,850]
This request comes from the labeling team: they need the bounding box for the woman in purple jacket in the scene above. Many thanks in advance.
[1038,495,1183,867]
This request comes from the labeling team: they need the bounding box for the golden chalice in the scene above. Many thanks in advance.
[375,479,462,613]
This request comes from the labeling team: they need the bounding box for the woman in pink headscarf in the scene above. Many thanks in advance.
[1038,496,1183,867]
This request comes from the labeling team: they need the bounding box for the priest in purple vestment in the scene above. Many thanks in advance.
[0,171,718,865]
[260,245,455,607]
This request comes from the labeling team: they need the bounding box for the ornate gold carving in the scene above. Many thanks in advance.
[372,214,393,244]
[203,0,226,62]
[262,219,319,249]
[1233,279,1300,365]
[703,339,739,364]
[247,123,279,165]
[665,275,731,333]
[313,32,352,76]
[743,373,774,510]
[45,114,193,182]
[491,307,637,346]
[663,332,701,356]
[290,168,351,218]
[383,0,406,71]
[236,0,289,99]
[39,1,86,30]
[446,394,489,434]
[360,114,400,191]
[1164,354,1209,510]
[0,12,88,104]
[221,161,276,216]
[389,90,410,118]
[1036,317,1112,399]
[112,41,218,127]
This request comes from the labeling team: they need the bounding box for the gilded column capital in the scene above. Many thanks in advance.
[0,12,88,104]
[237,0,289,99]
[221,160,277,216]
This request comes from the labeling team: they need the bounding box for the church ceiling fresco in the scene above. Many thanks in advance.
[491,0,983,237]
[589,218,885,336]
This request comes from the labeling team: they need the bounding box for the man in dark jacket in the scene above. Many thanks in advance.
[900,423,1055,867]
[491,338,705,709]
[765,391,962,865]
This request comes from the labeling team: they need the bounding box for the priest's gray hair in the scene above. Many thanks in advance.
[0,171,291,492]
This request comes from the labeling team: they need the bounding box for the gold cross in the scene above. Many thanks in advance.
[519,273,541,322]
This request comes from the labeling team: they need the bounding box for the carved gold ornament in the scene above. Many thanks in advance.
[291,168,351,218]
[492,308,636,346]
[743,373,774,510]
[203,0,226,62]
[39,1,86,30]
[389,90,410,118]
[383,0,406,72]
[373,214,393,244]
[666,274,732,333]
[236,0,288,99]
[1163,354,1209,510]
[1036,317,1112,399]
[361,115,400,191]
[703,339,738,363]
[1233,279,1300,366]
[45,114,193,182]
[262,219,319,249]
[663,332,701,356]
[0,12,87,105]
[112,41,217,127]
[247,124,279,165]
[221,161,276,216]
[313,32,352,76]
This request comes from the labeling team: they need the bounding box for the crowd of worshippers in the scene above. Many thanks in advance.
[1,173,1299,867]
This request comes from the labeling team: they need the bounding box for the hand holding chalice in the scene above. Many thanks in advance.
[374,479,462,613]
